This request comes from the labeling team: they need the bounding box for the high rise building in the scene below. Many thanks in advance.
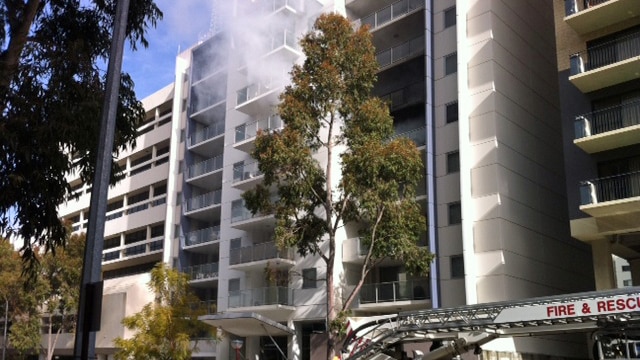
[554,0,640,290]
[52,0,622,359]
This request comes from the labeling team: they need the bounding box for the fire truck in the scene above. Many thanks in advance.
[341,287,640,360]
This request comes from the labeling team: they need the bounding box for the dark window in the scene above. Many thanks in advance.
[446,102,458,123]
[125,229,147,245]
[448,202,462,225]
[446,151,460,173]
[302,268,317,289]
[622,265,631,272]
[445,53,457,75]
[150,224,164,238]
[451,255,464,278]
[444,6,456,28]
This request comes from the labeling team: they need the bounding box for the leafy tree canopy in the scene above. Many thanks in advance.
[243,13,434,359]
[0,0,162,270]
[114,263,216,360]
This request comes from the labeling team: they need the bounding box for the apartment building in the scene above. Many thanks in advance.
[53,0,606,359]
[555,0,640,291]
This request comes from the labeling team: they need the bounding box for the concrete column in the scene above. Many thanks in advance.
[628,259,640,286]
[591,240,616,290]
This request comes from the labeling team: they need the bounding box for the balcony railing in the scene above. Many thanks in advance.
[185,190,222,212]
[188,155,223,179]
[184,226,221,247]
[236,80,283,106]
[359,279,430,304]
[261,0,302,13]
[229,241,295,266]
[105,195,166,222]
[102,238,163,262]
[188,122,225,147]
[228,287,293,308]
[235,115,283,143]
[580,171,640,205]
[185,262,219,280]
[377,35,425,68]
[233,162,263,183]
[574,100,640,139]
[565,0,611,16]
[268,28,297,52]
[391,126,426,147]
[569,30,640,76]
[380,82,425,110]
[356,0,424,31]
[192,300,217,314]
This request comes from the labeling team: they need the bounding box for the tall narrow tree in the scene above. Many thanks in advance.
[243,13,434,359]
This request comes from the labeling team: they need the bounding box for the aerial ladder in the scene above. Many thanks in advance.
[342,287,640,360]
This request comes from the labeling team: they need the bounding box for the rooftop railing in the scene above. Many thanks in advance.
[580,171,640,205]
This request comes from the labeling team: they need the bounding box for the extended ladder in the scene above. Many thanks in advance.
[343,287,640,360]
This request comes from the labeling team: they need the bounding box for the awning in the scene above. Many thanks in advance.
[199,312,293,337]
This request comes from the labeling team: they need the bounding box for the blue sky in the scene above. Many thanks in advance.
[122,0,214,99]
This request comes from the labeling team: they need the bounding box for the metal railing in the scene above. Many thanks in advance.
[377,35,425,68]
[188,155,223,179]
[580,171,640,205]
[356,0,424,30]
[236,79,283,106]
[570,30,640,75]
[565,0,611,16]
[574,100,640,138]
[391,126,426,146]
[233,162,263,183]
[380,82,425,110]
[185,262,219,280]
[105,195,166,222]
[229,241,294,265]
[102,237,163,262]
[184,226,220,247]
[228,287,293,308]
[185,190,222,212]
[359,279,430,304]
[188,122,225,147]
[235,115,283,143]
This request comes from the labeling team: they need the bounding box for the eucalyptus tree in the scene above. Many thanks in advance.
[242,13,433,359]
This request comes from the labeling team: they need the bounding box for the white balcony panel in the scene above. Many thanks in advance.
[104,202,166,238]
[564,0,640,35]
[574,124,640,153]
[120,119,172,159]
[569,56,640,93]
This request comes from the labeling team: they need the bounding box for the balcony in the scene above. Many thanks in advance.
[187,155,224,190]
[235,79,284,115]
[262,0,302,15]
[380,82,425,111]
[391,126,426,147]
[574,100,640,153]
[230,203,276,231]
[357,279,430,312]
[184,190,222,221]
[188,122,225,156]
[232,162,264,191]
[342,238,370,264]
[193,300,218,315]
[355,0,424,32]
[377,35,424,70]
[228,287,295,320]
[229,241,295,271]
[265,28,301,61]
[102,237,163,271]
[579,171,640,217]
[568,30,640,93]
[185,262,219,286]
[183,226,221,253]
[234,115,283,153]
[564,0,640,35]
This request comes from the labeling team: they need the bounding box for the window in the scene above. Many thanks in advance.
[623,279,633,287]
[446,151,460,173]
[451,255,464,278]
[448,202,462,225]
[444,6,456,28]
[622,265,631,272]
[302,268,317,289]
[445,53,457,75]
[446,102,458,123]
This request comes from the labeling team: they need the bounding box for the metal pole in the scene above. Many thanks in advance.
[73,0,130,359]
[2,297,7,360]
